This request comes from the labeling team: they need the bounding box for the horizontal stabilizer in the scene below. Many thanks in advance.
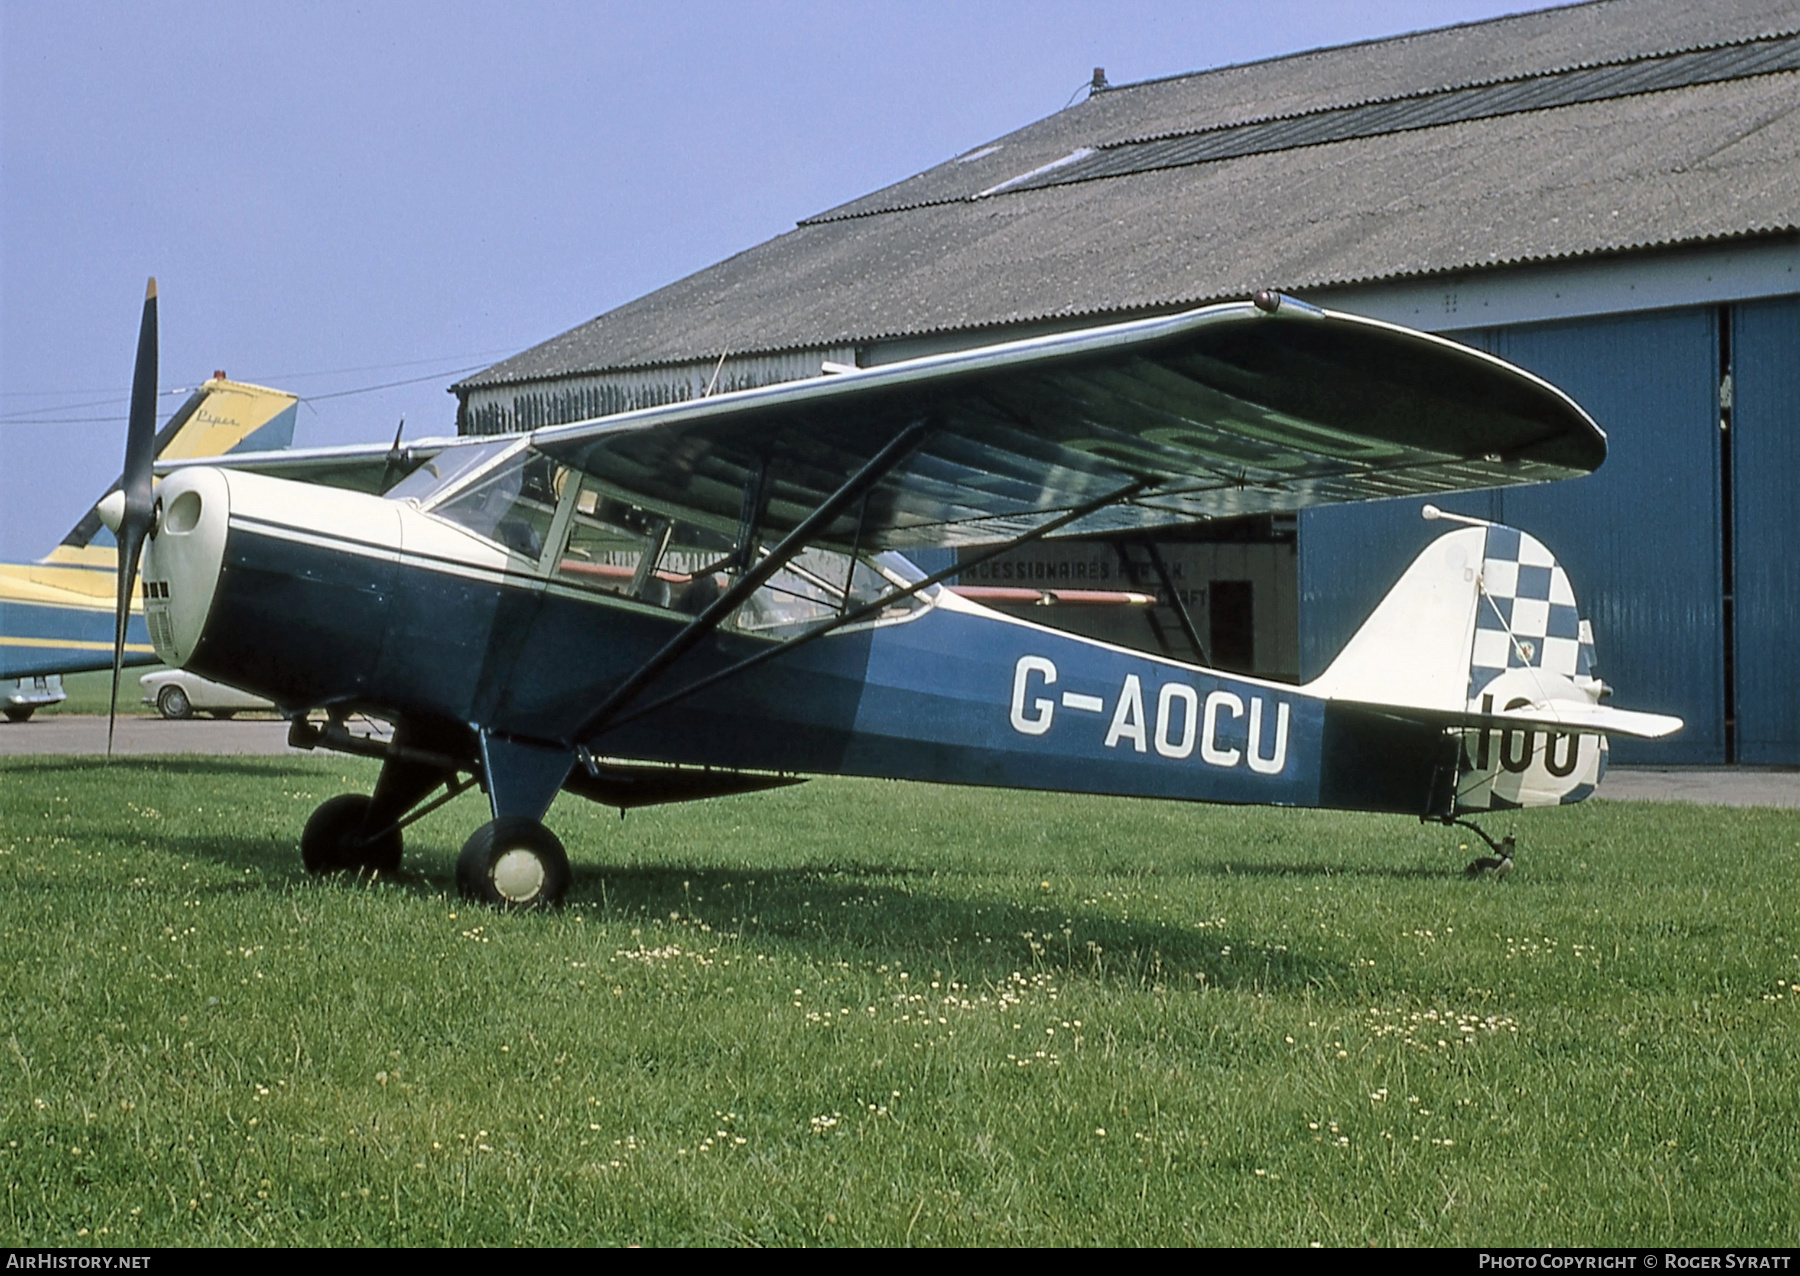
[1348,698,1684,741]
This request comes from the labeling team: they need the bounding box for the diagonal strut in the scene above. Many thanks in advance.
[585,478,1148,741]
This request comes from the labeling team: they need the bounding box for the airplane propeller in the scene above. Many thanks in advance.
[100,278,159,755]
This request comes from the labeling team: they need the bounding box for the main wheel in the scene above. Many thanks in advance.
[301,794,403,876]
[156,684,193,720]
[3,707,33,723]
[457,818,570,910]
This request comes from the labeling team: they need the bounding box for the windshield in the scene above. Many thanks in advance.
[431,448,561,559]
[385,439,517,503]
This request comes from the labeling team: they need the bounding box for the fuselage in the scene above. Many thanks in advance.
[141,464,1460,817]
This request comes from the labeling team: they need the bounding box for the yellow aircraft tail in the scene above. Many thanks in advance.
[42,375,299,571]
[0,375,298,678]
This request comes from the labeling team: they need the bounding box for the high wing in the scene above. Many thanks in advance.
[165,297,1604,545]
[532,296,1603,550]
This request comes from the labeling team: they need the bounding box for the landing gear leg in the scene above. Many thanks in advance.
[300,754,454,877]
[456,731,577,909]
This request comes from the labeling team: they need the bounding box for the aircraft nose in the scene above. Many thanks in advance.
[141,467,230,667]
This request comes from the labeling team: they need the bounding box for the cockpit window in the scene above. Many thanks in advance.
[432,448,560,560]
[550,473,932,632]
[555,478,734,610]
[732,547,920,634]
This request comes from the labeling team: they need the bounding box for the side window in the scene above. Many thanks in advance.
[733,560,842,633]
[731,547,926,635]
[549,477,932,632]
[555,478,734,611]
[557,488,662,594]
[653,527,737,614]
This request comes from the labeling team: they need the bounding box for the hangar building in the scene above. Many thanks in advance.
[454,0,1800,765]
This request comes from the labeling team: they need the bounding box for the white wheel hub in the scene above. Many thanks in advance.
[491,847,546,902]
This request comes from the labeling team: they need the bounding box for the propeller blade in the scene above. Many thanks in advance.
[109,277,158,756]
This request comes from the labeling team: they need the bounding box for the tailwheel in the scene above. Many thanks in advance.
[457,817,570,910]
[1455,820,1516,879]
[301,794,403,876]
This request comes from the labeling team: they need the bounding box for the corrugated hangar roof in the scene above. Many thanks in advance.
[459,0,1800,392]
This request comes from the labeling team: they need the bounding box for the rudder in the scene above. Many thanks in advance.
[1305,513,1616,812]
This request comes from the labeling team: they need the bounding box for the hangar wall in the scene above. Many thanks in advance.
[1299,294,1799,765]
[949,538,1299,680]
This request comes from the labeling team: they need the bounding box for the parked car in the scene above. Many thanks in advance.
[139,670,274,720]
[4,675,65,722]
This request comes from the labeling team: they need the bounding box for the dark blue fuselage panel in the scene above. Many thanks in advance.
[194,524,1444,814]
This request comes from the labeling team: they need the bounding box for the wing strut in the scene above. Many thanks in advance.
[565,420,932,746]
[582,478,1147,744]
[1142,539,1209,666]
[730,458,772,573]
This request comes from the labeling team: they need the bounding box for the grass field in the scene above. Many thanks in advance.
[1,753,1796,1246]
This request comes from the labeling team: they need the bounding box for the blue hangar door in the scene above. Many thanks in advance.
[1731,297,1800,765]
[1301,307,1726,764]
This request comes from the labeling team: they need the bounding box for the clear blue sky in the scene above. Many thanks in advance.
[0,0,1556,559]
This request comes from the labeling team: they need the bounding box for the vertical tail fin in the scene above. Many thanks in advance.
[1305,516,1614,810]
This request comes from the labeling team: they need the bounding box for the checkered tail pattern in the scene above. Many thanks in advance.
[1466,525,1596,703]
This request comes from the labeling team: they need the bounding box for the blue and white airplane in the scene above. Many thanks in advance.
[99,282,1680,907]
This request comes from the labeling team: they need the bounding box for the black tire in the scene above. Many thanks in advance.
[3,707,33,723]
[457,818,570,910]
[301,794,403,876]
[156,684,193,720]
